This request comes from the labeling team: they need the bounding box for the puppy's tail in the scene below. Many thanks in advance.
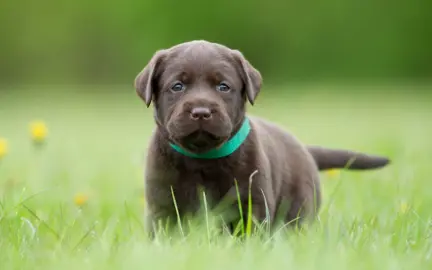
[307,145,390,171]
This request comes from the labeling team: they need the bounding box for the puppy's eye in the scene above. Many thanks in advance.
[171,82,186,92]
[216,83,230,92]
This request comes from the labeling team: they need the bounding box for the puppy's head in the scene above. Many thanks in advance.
[135,40,262,153]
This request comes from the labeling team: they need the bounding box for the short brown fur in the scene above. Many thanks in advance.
[134,40,390,235]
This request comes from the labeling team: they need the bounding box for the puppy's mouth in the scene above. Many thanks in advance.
[177,130,227,153]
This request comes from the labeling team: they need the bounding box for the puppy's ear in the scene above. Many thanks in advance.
[231,50,262,105]
[134,50,167,107]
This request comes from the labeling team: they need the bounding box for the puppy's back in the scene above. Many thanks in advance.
[249,115,319,183]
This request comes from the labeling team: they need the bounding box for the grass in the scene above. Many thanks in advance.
[0,83,432,269]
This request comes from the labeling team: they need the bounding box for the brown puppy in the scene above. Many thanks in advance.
[134,40,390,235]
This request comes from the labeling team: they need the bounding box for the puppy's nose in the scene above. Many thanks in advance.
[190,107,212,120]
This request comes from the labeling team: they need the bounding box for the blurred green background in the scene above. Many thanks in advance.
[1,2,432,267]
[1,0,431,87]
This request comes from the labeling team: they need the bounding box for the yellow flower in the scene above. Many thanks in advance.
[30,121,48,143]
[0,138,8,159]
[74,193,88,207]
[326,169,340,178]
[399,201,409,214]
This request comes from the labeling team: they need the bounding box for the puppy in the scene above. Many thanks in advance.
[134,40,390,235]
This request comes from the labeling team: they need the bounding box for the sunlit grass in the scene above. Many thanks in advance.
[0,84,431,269]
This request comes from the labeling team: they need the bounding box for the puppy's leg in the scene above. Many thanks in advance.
[144,207,179,240]
[235,175,276,235]
[285,173,322,228]
[144,180,182,239]
[234,199,271,235]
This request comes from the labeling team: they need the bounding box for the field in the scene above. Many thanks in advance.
[1,84,431,269]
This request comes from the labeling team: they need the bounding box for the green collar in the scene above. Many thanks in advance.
[169,117,251,159]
